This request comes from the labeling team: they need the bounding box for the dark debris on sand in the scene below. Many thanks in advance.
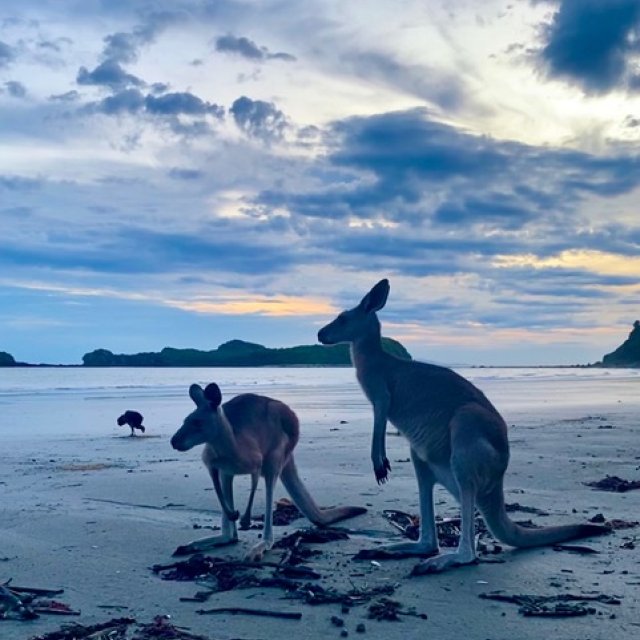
[367,597,428,622]
[1,583,79,621]
[29,615,211,640]
[585,475,640,492]
[152,527,396,607]
[260,498,304,526]
[371,510,505,556]
[479,592,622,618]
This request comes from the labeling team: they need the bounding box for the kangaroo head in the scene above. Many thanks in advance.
[170,382,224,451]
[318,278,390,345]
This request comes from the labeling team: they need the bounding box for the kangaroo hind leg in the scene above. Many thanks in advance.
[412,406,502,574]
[245,465,279,562]
[173,471,239,556]
[240,471,260,530]
[362,448,439,558]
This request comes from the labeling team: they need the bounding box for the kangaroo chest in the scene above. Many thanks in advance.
[203,443,253,476]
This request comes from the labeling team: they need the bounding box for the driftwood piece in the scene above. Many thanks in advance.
[196,606,302,620]
[552,544,600,555]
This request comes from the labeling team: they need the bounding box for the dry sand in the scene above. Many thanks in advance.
[1,376,639,639]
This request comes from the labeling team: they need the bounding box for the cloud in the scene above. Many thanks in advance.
[2,80,26,98]
[77,59,144,90]
[215,34,296,62]
[145,92,224,117]
[0,224,297,277]
[255,108,640,232]
[0,40,15,67]
[537,0,640,93]
[341,50,466,111]
[91,88,146,114]
[231,96,288,142]
[103,31,141,64]
[49,90,80,102]
[100,10,185,63]
[84,88,225,134]
[168,167,203,180]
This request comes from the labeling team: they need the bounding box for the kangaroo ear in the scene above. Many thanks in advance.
[189,383,206,406]
[359,279,390,313]
[204,383,222,409]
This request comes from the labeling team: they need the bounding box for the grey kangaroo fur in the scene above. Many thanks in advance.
[318,279,608,574]
[171,382,366,561]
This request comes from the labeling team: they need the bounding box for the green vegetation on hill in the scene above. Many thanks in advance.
[599,321,640,367]
[82,338,412,367]
[0,351,16,366]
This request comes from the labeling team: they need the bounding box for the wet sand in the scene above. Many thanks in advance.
[1,372,639,639]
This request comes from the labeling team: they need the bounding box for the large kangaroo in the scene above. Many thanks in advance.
[171,382,366,561]
[318,279,608,574]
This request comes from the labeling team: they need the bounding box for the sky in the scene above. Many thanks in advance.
[1,0,639,366]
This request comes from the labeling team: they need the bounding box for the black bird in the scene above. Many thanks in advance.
[117,410,145,436]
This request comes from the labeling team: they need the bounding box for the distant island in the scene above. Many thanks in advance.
[4,321,640,367]
[593,320,640,368]
[0,351,17,366]
[81,338,412,367]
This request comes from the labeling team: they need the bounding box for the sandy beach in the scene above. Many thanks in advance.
[1,367,639,639]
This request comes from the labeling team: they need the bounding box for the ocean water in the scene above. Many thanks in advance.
[0,366,638,440]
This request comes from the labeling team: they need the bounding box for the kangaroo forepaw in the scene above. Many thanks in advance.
[227,510,240,522]
[374,458,391,484]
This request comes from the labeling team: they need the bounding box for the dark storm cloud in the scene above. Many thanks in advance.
[330,109,508,180]
[231,96,287,142]
[77,60,144,90]
[255,108,640,231]
[537,0,640,93]
[214,34,296,62]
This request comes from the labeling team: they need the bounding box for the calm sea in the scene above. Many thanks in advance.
[0,366,638,440]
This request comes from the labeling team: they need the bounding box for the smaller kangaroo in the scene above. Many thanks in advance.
[170,382,366,561]
[117,410,145,436]
[318,279,608,574]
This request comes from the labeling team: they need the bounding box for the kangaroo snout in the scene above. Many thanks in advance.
[170,434,187,451]
[317,328,333,345]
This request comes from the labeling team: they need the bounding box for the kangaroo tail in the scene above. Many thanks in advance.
[280,456,366,526]
[478,482,609,548]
